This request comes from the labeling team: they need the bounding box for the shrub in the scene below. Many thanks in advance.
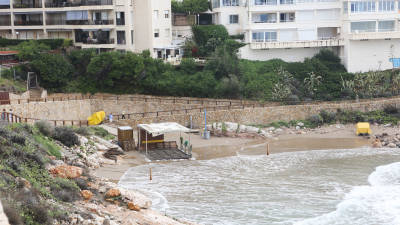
[35,120,54,137]
[74,127,90,136]
[52,127,80,147]
[50,178,80,202]
[73,177,88,190]
[320,110,336,124]
[10,134,26,146]
[307,114,323,127]
[384,105,398,114]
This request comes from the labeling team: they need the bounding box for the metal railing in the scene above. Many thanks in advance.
[14,20,43,26]
[44,0,113,8]
[13,2,42,8]
[46,19,114,25]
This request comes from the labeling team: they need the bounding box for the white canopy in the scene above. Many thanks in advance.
[138,122,190,136]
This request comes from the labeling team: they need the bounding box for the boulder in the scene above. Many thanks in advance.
[372,139,382,148]
[387,143,396,148]
[297,122,304,127]
[81,190,93,201]
[127,202,141,211]
[295,126,301,130]
[105,188,121,198]
[119,188,152,209]
[49,165,83,179]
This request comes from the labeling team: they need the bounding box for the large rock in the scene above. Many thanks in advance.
[81,190,93,201]
[119,188,152,209]
[105,188,121,198]
[49,165,83,179]
[372,139,382,148]
[127,202,141,211]
[387,143,396,148]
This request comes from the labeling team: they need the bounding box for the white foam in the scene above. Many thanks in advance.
[296,162,400,225]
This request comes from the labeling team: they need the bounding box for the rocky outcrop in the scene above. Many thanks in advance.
[0,201,9,225]
[119,188,152,209]
[81,190,93,201]
[375,133,400,148]
[49,165,83,179]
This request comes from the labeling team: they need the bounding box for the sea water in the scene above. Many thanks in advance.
[118,148,400,225]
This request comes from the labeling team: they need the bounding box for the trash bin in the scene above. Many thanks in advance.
[203,130,210,140]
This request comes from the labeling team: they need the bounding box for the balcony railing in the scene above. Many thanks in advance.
[13,3,42,8]
[116,19,125,25]
[250,38,344,49]
[81,38,115,44]
[0,21,11,26]
[14,20,43,26]
[44,0,112,8]
[46,19,113,25]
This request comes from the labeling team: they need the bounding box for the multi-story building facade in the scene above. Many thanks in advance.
[0,0,180,59]
[211,0,400,72]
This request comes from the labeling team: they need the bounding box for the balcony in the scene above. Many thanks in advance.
[46,19,113,25]
[14,20,43,26]
[13,2,42,8]
[44,0,112,8]
[0,16,11,26]
[250,38,344,49]
[82,38,114,44]
[349,31,400,40]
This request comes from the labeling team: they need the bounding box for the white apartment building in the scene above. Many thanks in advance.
[0,0,180,59]
[211,0,400,72]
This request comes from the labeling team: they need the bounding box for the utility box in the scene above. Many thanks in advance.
[118,126,135,151]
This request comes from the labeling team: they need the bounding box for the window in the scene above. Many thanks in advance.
[254,0,277,5]
[131,30,134,44]
[351,21,376,32]
[154,29,159,37]
[165,28,170,37]
[378,20,395,31]
[379,0,394,11]
[280,0,294,4]
[280,13,295,22]
[116,12,125,25]
[229,15,239,24]
[212,0,220,8]
[153,10,158,20]
[252,32,264,42]
[164,10,169,19]
[350,1,376,13]
[343,1,348,14]
[117,31,126,45]
[252,13,277,23]
[223,0,239,6]
[252,31,277,42]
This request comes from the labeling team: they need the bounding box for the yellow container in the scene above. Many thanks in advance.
[356,122,371,135]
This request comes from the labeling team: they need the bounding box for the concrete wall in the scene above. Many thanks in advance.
[120,97,400,128]
[345,39,400,73]
[239,45,327,62]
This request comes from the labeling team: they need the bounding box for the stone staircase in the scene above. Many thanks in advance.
[29,88,43,99]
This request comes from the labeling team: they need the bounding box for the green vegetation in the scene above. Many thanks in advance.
[0,38,67,50]
[0,77,26,92]
[88,127,114,140]
[171,0,209,14]
[4,25,399,103]
[0,123,82,224]
[258,107,400,129]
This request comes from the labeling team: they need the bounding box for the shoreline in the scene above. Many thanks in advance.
[93,123,379,182]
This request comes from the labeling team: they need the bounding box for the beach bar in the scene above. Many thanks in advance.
[137,122,192,160]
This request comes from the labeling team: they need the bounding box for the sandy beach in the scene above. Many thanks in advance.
[93,123,391,182]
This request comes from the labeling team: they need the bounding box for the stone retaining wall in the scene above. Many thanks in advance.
[120,97,400,128]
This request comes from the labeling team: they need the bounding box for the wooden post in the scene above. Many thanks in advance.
[54,121,56,126]
[267,143,270,156]
[145,131,148,156]
[149,168,152,181]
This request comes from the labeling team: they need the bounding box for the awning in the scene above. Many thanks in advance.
[138,122,190,136]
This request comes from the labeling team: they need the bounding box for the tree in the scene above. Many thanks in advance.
[172,0,209,14]
[30,53,73,92]
[304,72,322,98]
[14,40,50,61]
[191,25,229,56]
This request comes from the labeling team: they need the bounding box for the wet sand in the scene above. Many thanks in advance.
[94,126,372,182]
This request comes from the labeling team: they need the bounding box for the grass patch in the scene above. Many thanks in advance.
[0,77,26,92]
[33,135,61,159]
[88,127,114,140]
